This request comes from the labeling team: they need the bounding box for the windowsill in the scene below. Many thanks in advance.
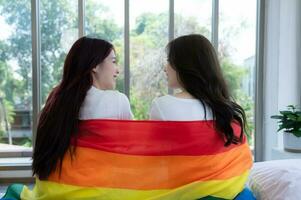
[0,144,32,158]
[271,147,301,160]
[0,157,33,183]
[0,143,33,181]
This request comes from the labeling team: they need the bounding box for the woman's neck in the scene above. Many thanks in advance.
[173,90,195,99]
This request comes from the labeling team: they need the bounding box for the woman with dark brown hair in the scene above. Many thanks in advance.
[148,34,255,199]
[32,37,133,180]
[150,34,247,147]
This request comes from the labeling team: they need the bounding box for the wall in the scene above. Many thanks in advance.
[262,0,301,160]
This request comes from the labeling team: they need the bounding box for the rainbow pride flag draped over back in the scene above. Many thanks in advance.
[2,120,253,200]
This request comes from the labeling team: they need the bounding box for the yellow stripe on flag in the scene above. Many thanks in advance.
[21,171,249,200]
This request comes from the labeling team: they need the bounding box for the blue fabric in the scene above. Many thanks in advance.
[195,188,256,200]
[0,197,17,200]
[234,188,256,200]
[0,184,23,200]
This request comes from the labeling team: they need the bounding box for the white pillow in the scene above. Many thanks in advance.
[248,159,301,200]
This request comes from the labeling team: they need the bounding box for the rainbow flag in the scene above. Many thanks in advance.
[2,120,253,200]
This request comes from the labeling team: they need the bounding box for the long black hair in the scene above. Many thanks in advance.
[32,37,113,179]
[166,34,247,146]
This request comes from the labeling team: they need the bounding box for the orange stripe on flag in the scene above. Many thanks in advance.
[48,143,252,190]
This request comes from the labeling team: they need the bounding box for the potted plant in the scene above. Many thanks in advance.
[271,105,301,152]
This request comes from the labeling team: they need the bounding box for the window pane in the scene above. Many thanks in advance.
[85,0,125,92]
[0,0,32,148]
[40,0,78,105]
[130,0,169,119]
[219,0,257,146]
[175,0,212,39]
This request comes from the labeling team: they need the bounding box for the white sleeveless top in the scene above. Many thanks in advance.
[79,86,133,120]
[149,95,213,121]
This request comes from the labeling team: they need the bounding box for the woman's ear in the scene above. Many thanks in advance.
[92,64,102,73]
[92,67,97,73]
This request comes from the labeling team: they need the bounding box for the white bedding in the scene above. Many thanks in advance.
[248,159,301,200]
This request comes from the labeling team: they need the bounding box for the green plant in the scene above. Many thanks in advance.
[271,105,301,137]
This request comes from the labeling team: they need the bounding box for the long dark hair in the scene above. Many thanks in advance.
[32,37,113,179]
[166,34,247,146]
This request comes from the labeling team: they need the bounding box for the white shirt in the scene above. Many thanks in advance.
[79,86,133,120]
[149,95,213,121]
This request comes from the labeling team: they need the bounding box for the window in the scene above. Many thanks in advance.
[40,0,78,105]
[130,0,169,119]
[175,0,211,39]
[219,0,257,146]
[0,0,32,149]
[0,0,258,156]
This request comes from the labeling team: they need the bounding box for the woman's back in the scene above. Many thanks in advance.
[150,95,213,121]
[79,86,133,120]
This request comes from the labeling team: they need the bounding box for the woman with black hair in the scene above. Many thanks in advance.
[32,37,133,180]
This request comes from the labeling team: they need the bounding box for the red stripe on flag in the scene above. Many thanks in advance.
[72,120,245,156]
